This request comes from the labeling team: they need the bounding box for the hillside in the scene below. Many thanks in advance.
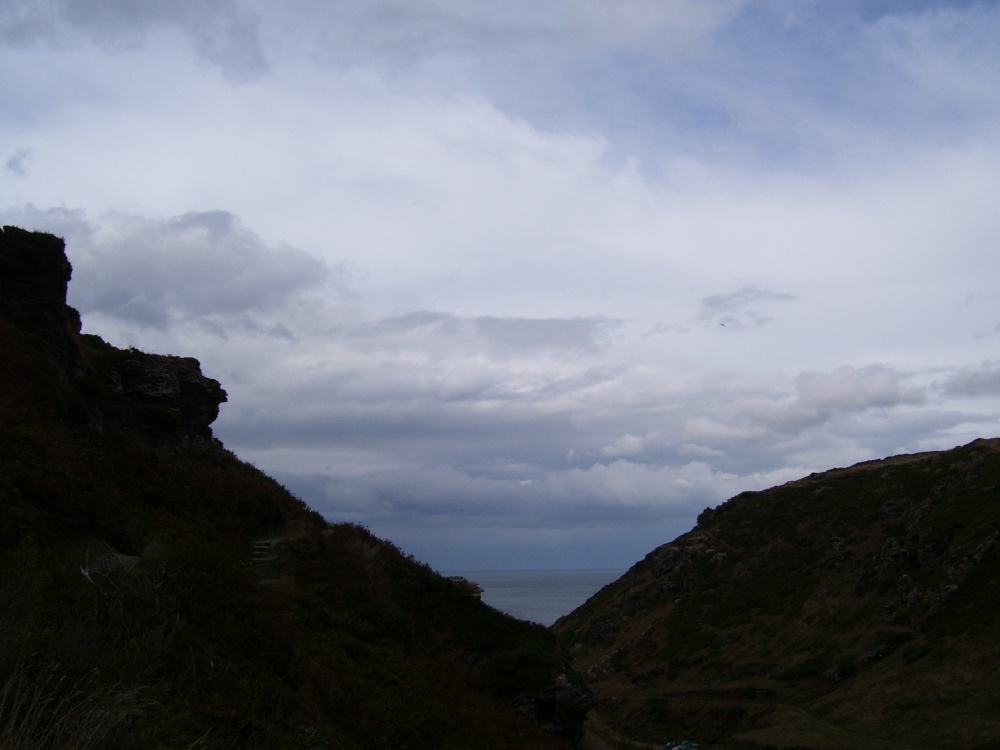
[0,225,587,749]
[9,222,1000,750]
[555,440,1000,749]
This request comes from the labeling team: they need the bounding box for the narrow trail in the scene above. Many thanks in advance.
[248,525,320,581]
[250,539,280,580]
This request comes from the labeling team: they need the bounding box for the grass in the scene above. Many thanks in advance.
[557,439,1000,749]
[1,228,579,750]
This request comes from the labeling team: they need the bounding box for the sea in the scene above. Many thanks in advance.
[445,569,626,627]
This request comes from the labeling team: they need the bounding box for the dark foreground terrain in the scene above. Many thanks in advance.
[557,438,1000,749]
[5,224,1000,750]
[0,225,587,749]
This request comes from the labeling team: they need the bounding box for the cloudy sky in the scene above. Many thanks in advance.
[3,0,1000,570]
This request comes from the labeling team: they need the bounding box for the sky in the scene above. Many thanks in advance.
[3,0,1000,571]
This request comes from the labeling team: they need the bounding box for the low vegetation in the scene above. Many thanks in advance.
[556,441,1000,749]
[0,226,578,749]
[8,225,1000,749]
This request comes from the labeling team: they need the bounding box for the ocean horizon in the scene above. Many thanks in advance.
[444,569,626,627]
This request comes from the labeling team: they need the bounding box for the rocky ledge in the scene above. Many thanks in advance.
[0,225,227,443]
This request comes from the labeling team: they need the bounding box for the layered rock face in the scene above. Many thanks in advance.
[112,349,228,436]
[0,226,80,363]
[0,225,227,441]
[0,225,579,750]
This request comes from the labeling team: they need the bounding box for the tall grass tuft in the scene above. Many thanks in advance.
[0,654,148,750]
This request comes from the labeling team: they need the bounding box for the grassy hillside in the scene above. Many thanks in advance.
[556,440,1000,750]
[0,226,583,749]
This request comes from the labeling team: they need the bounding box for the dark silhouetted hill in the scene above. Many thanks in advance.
[0,226,586,750]
[556,438,1000,749]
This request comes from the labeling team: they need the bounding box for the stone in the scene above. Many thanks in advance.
[0,226,227,441]
[0,225,81,365]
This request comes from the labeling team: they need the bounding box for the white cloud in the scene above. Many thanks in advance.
[3,1,1000,569]
[795,366,923,413]
[599,432,662,458]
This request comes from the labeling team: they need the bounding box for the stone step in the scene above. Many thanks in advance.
[251,540,279,579]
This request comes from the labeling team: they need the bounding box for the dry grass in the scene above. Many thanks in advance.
[0,654,149,750]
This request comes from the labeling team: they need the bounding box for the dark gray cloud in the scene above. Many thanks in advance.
[276,457,738,544]
[77,211,329,324]
[4,148,30,176]
[217,356,620,475]
[0,0,267,81]
[941,363,1000,397]
[280,461,697,569]
[4,207,332,331]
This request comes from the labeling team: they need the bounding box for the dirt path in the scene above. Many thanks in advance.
[250,539,280,579]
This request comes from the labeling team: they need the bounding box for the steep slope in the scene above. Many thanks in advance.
[556,441,1000,749]
[0,225,585,750]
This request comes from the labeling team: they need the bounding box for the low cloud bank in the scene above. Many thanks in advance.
[4,206,995,568]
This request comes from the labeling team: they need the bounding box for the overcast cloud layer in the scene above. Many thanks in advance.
[3,0,1000,569]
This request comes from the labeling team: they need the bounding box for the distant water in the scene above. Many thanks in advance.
[446,569,626,627]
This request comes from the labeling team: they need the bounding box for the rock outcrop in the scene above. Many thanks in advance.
[1,225,577,750]
[0,224,227,442]
[0,225,81,365]
[111,347,228,438]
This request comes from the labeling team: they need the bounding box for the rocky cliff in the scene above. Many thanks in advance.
[0,225,227,444]
[101,345,228,439]
[0,225,80,363]
[0,226,579,750]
